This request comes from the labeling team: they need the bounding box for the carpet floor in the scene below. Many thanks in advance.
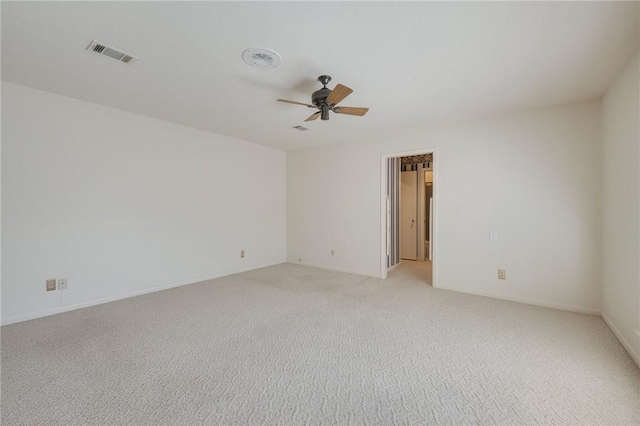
[2,262,639,425]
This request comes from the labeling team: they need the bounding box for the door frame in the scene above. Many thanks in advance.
[380,148,438,285]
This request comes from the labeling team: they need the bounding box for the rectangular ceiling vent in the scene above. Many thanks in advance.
[86,40,137,64]
[293,125,309,131]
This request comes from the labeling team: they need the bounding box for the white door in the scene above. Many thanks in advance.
[386,196,391,258]
[429,196,433,261]
[400,171,417,260]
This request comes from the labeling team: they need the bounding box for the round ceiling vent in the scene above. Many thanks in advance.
[242,47,282,69]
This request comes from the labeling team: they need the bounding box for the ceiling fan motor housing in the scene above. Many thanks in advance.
[311,87,331,107]
[312,87,333,120]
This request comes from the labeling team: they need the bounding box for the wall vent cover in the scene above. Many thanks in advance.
[86,40,137,64]
[293,126,309,131]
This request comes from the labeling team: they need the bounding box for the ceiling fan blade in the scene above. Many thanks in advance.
[333,106,369,116]
[305,111,321,122]
[326,84,353,106]
[277,99,314,107]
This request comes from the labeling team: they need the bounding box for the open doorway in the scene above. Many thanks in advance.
[381,149,437,285]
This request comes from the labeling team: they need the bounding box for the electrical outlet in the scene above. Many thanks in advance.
[58,278,67,290]
[46,278,56,291]
[240,250,245,258]
[331,249,334,256]
[489,231,498,241]
[498,269,506,280]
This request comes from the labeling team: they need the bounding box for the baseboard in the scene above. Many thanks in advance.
[287,259,381,279]
[1,260,286,326]
[435,283,601,316]
[601,312,640,369]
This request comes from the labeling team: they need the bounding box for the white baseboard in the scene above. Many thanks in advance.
[287,259,381,279]
[435,283,601,316]
[601,312,640,369]
[1,260,286,326]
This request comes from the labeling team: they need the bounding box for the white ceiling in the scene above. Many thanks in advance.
[2,2,638,151]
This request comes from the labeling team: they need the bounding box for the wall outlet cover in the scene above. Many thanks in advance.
[498,269,506,280]
[240,250,245,258]
[58,278,68,290]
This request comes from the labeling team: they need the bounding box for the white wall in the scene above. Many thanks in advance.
[1,82,286,324]
[602,50,640,367]
[288,101,603,314]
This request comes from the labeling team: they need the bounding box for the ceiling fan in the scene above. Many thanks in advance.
[277,75,369,122]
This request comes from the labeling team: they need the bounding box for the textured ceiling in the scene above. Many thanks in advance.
[2,2,638,151]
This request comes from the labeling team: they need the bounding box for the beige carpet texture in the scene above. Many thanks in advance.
[2,262,639,425]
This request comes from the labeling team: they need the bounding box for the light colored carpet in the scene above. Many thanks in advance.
[2,262,638,425]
